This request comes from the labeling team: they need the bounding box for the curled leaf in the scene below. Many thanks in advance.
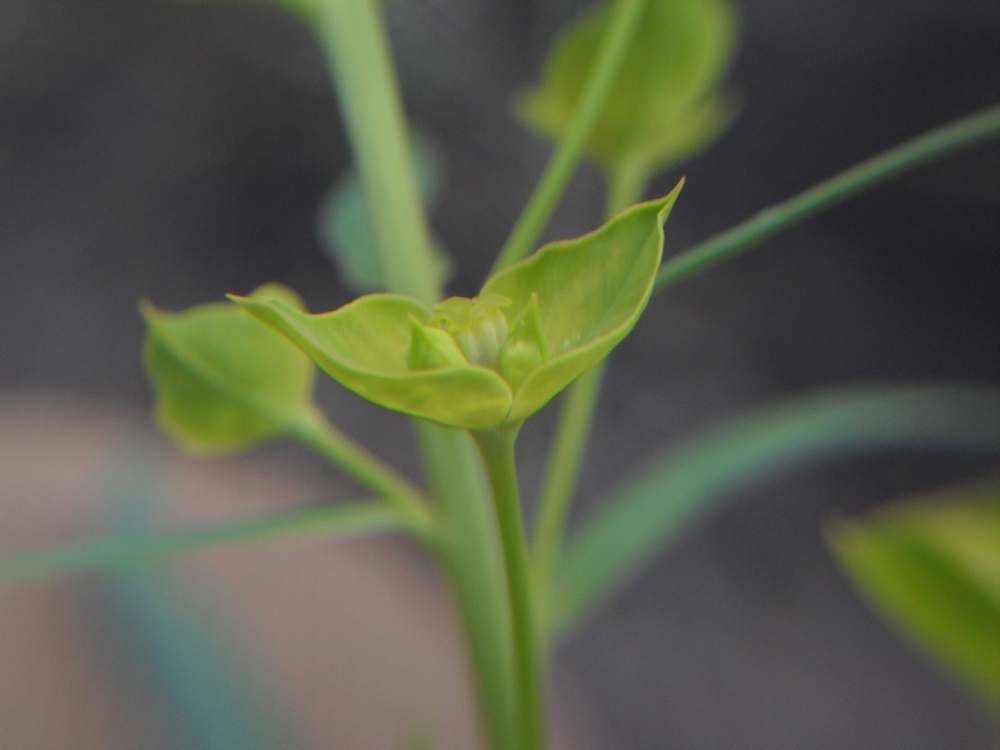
[233,183,682,429]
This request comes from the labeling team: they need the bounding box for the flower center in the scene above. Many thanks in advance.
[429,293,511,369]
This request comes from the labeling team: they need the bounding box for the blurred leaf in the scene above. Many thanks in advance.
[517,0,737,201]
[828,481,1000,711]
[551,384,1000,634]
[143,284,316,454]
[318,132,452,294]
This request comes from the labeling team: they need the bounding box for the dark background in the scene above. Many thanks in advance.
[1,0,998,747]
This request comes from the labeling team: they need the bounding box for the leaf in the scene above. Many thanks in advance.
[827,481,1000,711]
[142,284,316,454]
[230,293,514,429]
[517,0,737,198]
[232,185,681,429]
[318,132,453,294]
[483,183,681,422]
[551,384,1000,634]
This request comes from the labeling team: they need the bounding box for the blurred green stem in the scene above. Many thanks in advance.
[313,0,439,305]
[312,4,518,748]
[291,409,433,538]
[655,104,1000,291]
[531,182,640,638]
[0,502,400,588]
[490,0,648,275]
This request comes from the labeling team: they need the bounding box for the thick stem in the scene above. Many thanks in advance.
[313,0,440,305]
[473,425,545,750]
[308,5,519,747]
[416,422,517,750]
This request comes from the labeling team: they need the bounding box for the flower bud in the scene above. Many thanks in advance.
[406,317,468,370]
[499,293,549,390]
[430,293,511,369]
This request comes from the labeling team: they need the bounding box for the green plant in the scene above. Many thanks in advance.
[2,0,999,747]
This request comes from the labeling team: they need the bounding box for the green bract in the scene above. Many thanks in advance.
[233,184,682,429]
[517,0,735,205]
[142,284,317,454]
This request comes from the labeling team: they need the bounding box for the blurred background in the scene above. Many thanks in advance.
[0,0,998,747]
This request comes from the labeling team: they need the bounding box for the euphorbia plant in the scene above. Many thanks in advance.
[1,0,999,747]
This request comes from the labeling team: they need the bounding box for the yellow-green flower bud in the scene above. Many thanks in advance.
[499,293,549,390]
[406,316,468,371]
[430,293,511,369]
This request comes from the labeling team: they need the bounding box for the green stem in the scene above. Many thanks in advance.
[313,0,440,305]
[0,502,400,589]
[291,409,433,539]
[489,0,648,275]
[473,425,545,750]
[309,3,520,748]
[654,103,1000,292]
[531,180,641,639]
[416,422,517,750]
[531,361,605,633]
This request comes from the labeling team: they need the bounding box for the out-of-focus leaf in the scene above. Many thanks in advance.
[828,481,1000,711]
[551,385,1000,634]
[318,132,452,294]
[517,0,736,201]
[143,284,316,454]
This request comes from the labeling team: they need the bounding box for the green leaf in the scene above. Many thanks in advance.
[318,132,453,294]
[827,482,1000,711]
[230,293,514,429]
[482,183,681,422]
[517,0,736,200]
[551,384,1000,634]
[143,283,316,454]
[232,185,680,429]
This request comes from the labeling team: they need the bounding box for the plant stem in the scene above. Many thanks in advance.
[309,3,521,747]
[654,103,1000,292]
[532,361,605,634]
[0,502,400,588]
[313,0,440,305]
[490,0,648,275]
[473,425,545,750]
[531,181,641,640]
[416,422,517,750]
[290,409,434,538]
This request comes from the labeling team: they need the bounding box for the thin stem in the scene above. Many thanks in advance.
[313,0,440,305]
[532,361,605,630]
[473,425,545,750]
[531,180,641,638]
[0,502,400,589]
[490,0,648,275]
[291,409,434,539]
[654,103,1000,292]
[416,422,517,750]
